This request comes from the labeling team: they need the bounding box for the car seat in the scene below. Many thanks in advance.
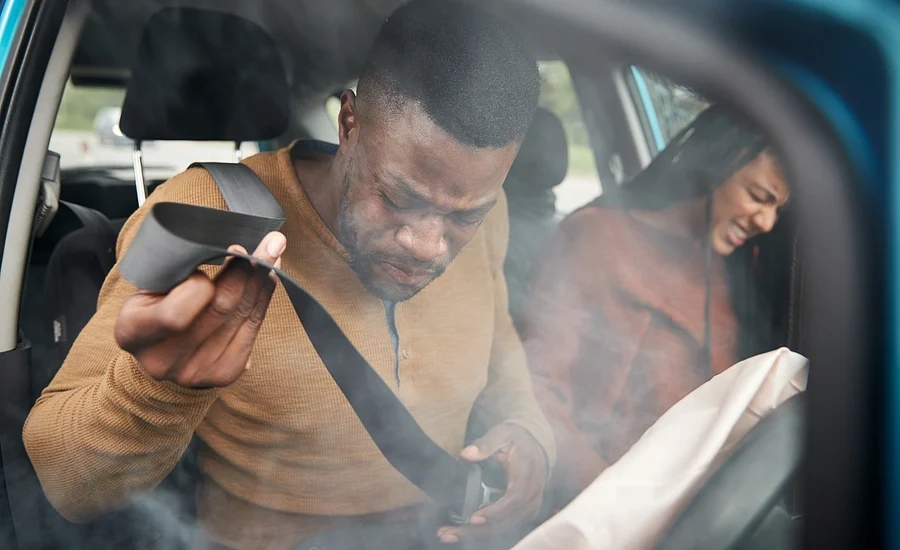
[18,150,122,402]
[502,106,568,330]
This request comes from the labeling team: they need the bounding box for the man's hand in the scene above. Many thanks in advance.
[437,423,548,544]
[114,231,286,389]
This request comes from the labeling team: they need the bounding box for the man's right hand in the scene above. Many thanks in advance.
[114,231,287,389]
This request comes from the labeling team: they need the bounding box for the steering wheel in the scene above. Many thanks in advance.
[654,392,806,550]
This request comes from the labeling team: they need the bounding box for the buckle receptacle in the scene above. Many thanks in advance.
[449,463,505,525]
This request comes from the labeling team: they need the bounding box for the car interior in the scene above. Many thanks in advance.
[0,0,884,549]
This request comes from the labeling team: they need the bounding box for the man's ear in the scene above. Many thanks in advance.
[338,89,358,146]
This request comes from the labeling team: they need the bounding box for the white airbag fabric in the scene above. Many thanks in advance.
[513,347,808,550]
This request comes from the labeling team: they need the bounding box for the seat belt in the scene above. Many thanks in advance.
[118,162,495,523]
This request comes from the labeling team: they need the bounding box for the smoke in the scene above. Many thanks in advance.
[20,481,199,550]
[12,0,804,548]
[122,486,199,550]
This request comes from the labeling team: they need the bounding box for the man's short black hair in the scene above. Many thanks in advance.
[356,0,540,149]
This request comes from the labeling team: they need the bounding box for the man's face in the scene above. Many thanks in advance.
[335,91,520,302]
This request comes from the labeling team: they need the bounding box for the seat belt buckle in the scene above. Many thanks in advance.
[448,463,505,525]
[33,151,61,238]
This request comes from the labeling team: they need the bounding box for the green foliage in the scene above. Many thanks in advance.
[640,69,709,143]
[536,63,710,176]
[54,80,124,131]
[538,61,590,147]
[567,145,598,176]
[538,61,596,176]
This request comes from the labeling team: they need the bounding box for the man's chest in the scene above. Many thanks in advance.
[208,243,499,447]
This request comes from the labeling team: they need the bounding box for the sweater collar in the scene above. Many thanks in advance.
[278,139,350,261]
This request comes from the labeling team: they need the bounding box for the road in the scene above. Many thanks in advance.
[49,130,603,215]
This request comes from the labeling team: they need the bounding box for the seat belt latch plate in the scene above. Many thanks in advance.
[449,464,504,525]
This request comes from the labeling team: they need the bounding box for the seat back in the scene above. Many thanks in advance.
[32,203,120,399]
[119,7,290,143]
[502,106,569,329]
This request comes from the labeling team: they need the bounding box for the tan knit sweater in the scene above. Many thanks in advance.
[22,142,555,549]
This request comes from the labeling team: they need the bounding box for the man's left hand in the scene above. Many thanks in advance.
[437,423,548,544]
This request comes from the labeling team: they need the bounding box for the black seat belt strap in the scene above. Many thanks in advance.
[197,162,284,219]
[119,162,484,515]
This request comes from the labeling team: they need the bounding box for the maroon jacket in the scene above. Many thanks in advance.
[521,206,738,508]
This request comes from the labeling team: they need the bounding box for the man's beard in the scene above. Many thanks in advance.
[336,171,446,302]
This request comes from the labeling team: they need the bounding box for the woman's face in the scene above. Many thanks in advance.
[709,149,789,256]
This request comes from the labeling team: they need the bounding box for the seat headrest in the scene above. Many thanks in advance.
[119,8,290,143]
[505,107,569,193]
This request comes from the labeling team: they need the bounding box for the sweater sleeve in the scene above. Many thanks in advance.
[520,210,652,505]
[22,167,230,523]
[470,191,557,469]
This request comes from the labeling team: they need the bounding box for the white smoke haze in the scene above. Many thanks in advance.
[11,1,795,549]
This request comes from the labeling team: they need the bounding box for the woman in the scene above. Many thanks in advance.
[520,105,791,509]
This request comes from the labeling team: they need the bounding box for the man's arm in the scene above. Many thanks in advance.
[437,191,556,543]
[469,190,556,467]
[23,168,233,522]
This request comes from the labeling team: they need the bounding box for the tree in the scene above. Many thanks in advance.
[641,69,710,144]
[54,80,125,131]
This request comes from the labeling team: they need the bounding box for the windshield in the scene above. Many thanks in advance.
[16,2,804,550]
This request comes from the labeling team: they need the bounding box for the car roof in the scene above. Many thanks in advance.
[72,0,558,110]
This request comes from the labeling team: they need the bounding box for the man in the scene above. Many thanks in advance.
[23,1,556,549]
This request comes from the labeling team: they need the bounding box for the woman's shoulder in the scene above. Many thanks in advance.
[556,204,637,247]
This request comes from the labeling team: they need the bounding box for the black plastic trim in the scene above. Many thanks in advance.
[0,340,39,550]
[0,0,68,270]
[655,393,807,550]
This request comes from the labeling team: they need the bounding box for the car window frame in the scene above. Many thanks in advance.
[0,1,885,549]
[628,65,667,156]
